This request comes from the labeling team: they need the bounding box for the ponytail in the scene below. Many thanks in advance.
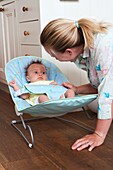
[78,18,112,48]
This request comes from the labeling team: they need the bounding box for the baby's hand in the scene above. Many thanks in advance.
[9,79,19,91]
[50,81,59,85]
[9,79,16,87]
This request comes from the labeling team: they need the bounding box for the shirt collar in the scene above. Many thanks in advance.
[74,48,90,70]
[82,48,90,58]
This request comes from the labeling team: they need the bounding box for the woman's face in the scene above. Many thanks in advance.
[45,45,84,62]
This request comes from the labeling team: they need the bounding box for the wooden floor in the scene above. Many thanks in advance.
[0,89,113,170]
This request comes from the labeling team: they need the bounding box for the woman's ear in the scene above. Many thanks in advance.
[65,48,73,55]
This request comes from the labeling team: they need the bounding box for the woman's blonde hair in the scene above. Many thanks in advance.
[40,18,112,51]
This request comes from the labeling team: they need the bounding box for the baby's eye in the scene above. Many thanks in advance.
[34,71,38,74]
[43,72,46,74]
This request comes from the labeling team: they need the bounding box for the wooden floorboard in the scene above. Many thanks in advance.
[0,89,113,170]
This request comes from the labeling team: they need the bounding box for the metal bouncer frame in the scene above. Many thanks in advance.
[11,106,96,148]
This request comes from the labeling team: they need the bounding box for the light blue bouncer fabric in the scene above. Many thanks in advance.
[5,56,97,117]
[24,83,68,100]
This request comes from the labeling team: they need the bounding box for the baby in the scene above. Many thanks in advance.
[10,60,75,104]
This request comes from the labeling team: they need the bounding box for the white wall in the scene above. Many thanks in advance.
[89,0,113,23]
[39,0,113,85]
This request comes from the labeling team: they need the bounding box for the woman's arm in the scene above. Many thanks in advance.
[62,82,98,94]
[72,101,113,151]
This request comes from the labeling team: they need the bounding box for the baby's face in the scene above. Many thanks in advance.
[26,63,47,82]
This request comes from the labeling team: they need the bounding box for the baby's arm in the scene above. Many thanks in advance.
[50,81,59,85]
[9,79,20,91]
[9,79,30,99]
[19,93,30,100]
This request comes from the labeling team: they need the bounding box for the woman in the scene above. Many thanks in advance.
[40,18,113,151]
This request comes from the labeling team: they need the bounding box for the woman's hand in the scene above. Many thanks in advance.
[62,82,77,93]
[71,133,105,151]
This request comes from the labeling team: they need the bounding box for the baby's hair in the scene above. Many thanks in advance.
[25,60,44,76]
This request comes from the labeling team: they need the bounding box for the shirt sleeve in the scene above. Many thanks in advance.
[95,32,113,119]
[13,86,28,97]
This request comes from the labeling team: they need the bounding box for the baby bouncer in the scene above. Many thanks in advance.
[5,56,97,148]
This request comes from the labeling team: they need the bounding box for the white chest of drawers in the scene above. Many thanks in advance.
[16,0,41,57]
[0,0,42,83]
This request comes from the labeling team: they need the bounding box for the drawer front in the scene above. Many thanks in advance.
[16,0,40,22]
[21,45,41,57]
[19,21,40,45]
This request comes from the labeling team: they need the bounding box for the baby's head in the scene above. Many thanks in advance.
[25,60,48,83]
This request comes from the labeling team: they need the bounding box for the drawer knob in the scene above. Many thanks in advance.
[24,31,30,36]
[22,6,28,12]
[0,7,4,12]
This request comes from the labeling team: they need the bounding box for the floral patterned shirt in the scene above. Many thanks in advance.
[75,29,113,119]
